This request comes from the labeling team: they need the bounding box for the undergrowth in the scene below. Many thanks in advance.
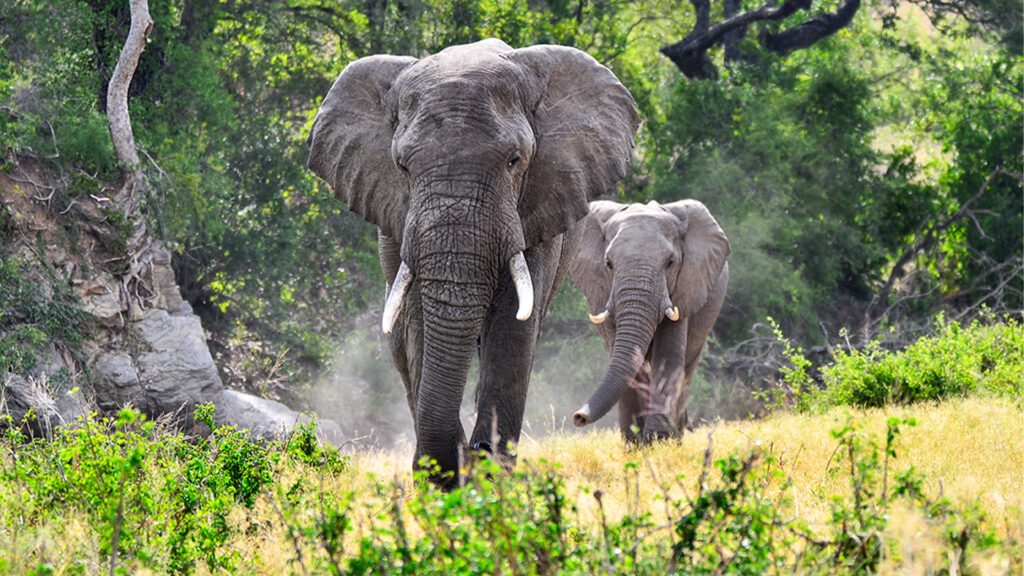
[0,404,1017,574]
[769,315,1023,411]
[0,255,88,374]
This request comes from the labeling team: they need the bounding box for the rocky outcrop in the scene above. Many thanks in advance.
[0,160,342,443]
[60,250,225,425]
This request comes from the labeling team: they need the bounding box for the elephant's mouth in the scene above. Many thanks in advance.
[587,294,680,326]
[382,252,534,334]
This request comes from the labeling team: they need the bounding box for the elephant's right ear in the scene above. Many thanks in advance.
[569,201,626,314]
[307,55,418,241]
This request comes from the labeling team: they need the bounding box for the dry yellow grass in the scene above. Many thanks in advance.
[226,397,1022,574]
[342,396,1023,536]
[525,396,1023,532]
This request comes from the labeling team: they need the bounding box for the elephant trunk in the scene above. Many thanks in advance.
[416,285,488,477]
[574,281,661,427]
[403,185,527,482]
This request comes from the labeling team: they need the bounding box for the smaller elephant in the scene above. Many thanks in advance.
[569,200,729,443]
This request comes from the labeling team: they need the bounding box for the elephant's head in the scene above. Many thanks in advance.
[569,200,730,429]
[307,39,638,472]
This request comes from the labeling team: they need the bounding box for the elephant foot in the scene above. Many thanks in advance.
[453,440,508,488]
[470,440,493,454]
[641,428,675,444]
[620,422,643,446]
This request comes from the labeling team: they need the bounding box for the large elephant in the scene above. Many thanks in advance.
[569,200,729,443]
[307,39,639,484]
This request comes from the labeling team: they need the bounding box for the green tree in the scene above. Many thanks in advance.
[644,0,1021,353]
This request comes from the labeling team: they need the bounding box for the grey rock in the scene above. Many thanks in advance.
[1,374,58,438]
[150,249,184,313]
[215,389,344,445]
[91,351,143,411]
[53,386,91,427]
[215,390,296,440]
[176,299,193,316]
[77,273,124,328]
[134,309,223,419]
[1,374,97,437]
[28,344,70,383]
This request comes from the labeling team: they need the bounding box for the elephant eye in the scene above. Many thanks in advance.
[666,258,674,269]
[396,159,409,175]
[605,258,613,270]
[507,153,521,169]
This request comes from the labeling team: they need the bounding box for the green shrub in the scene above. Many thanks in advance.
[0,404,350,574]
[0,256,88,374]
[778,317,1023,410]
[58,110,117,176]
[0,399,1013,574]
[821,318,1023,408]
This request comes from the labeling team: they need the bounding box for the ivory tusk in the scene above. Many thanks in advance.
[589,310,610,324]
[510,252,534,321]
[382,261,413,334]
[665,306,680,322]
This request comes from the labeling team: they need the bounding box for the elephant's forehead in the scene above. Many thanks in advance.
[606,215,677,255]
[608,206,677,231]
[399,52,525,101]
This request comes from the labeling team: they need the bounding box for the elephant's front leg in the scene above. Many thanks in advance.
[472,237,563,464]
[617,360,650,443]
[645,317,689,440]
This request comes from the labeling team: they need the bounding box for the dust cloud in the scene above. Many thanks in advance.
[308,327,415,452]
[309,323,617,452]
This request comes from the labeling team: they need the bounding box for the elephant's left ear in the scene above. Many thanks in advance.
[509,46,640,246]
[663,200,731,317]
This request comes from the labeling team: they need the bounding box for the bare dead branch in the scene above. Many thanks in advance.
[863,167,1022,337]
[661,0,860,78]
[946,256,1024,321]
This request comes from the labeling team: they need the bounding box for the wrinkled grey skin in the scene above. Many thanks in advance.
[307,39,639,485]
[570,200,729,443]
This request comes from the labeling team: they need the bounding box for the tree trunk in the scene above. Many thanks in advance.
[106,0,153,170]
[105,0,160,319]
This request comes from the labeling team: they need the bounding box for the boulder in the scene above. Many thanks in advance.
[53,385,92,427]
[1,373,58,438]
[215,389,343,445]
[0,374,87,437]
[134,309,223,419]
[90,350,144,411]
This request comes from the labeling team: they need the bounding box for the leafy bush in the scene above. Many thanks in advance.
[778,317,1023,410]
[0,404,349,574]
[0,256,88,374]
